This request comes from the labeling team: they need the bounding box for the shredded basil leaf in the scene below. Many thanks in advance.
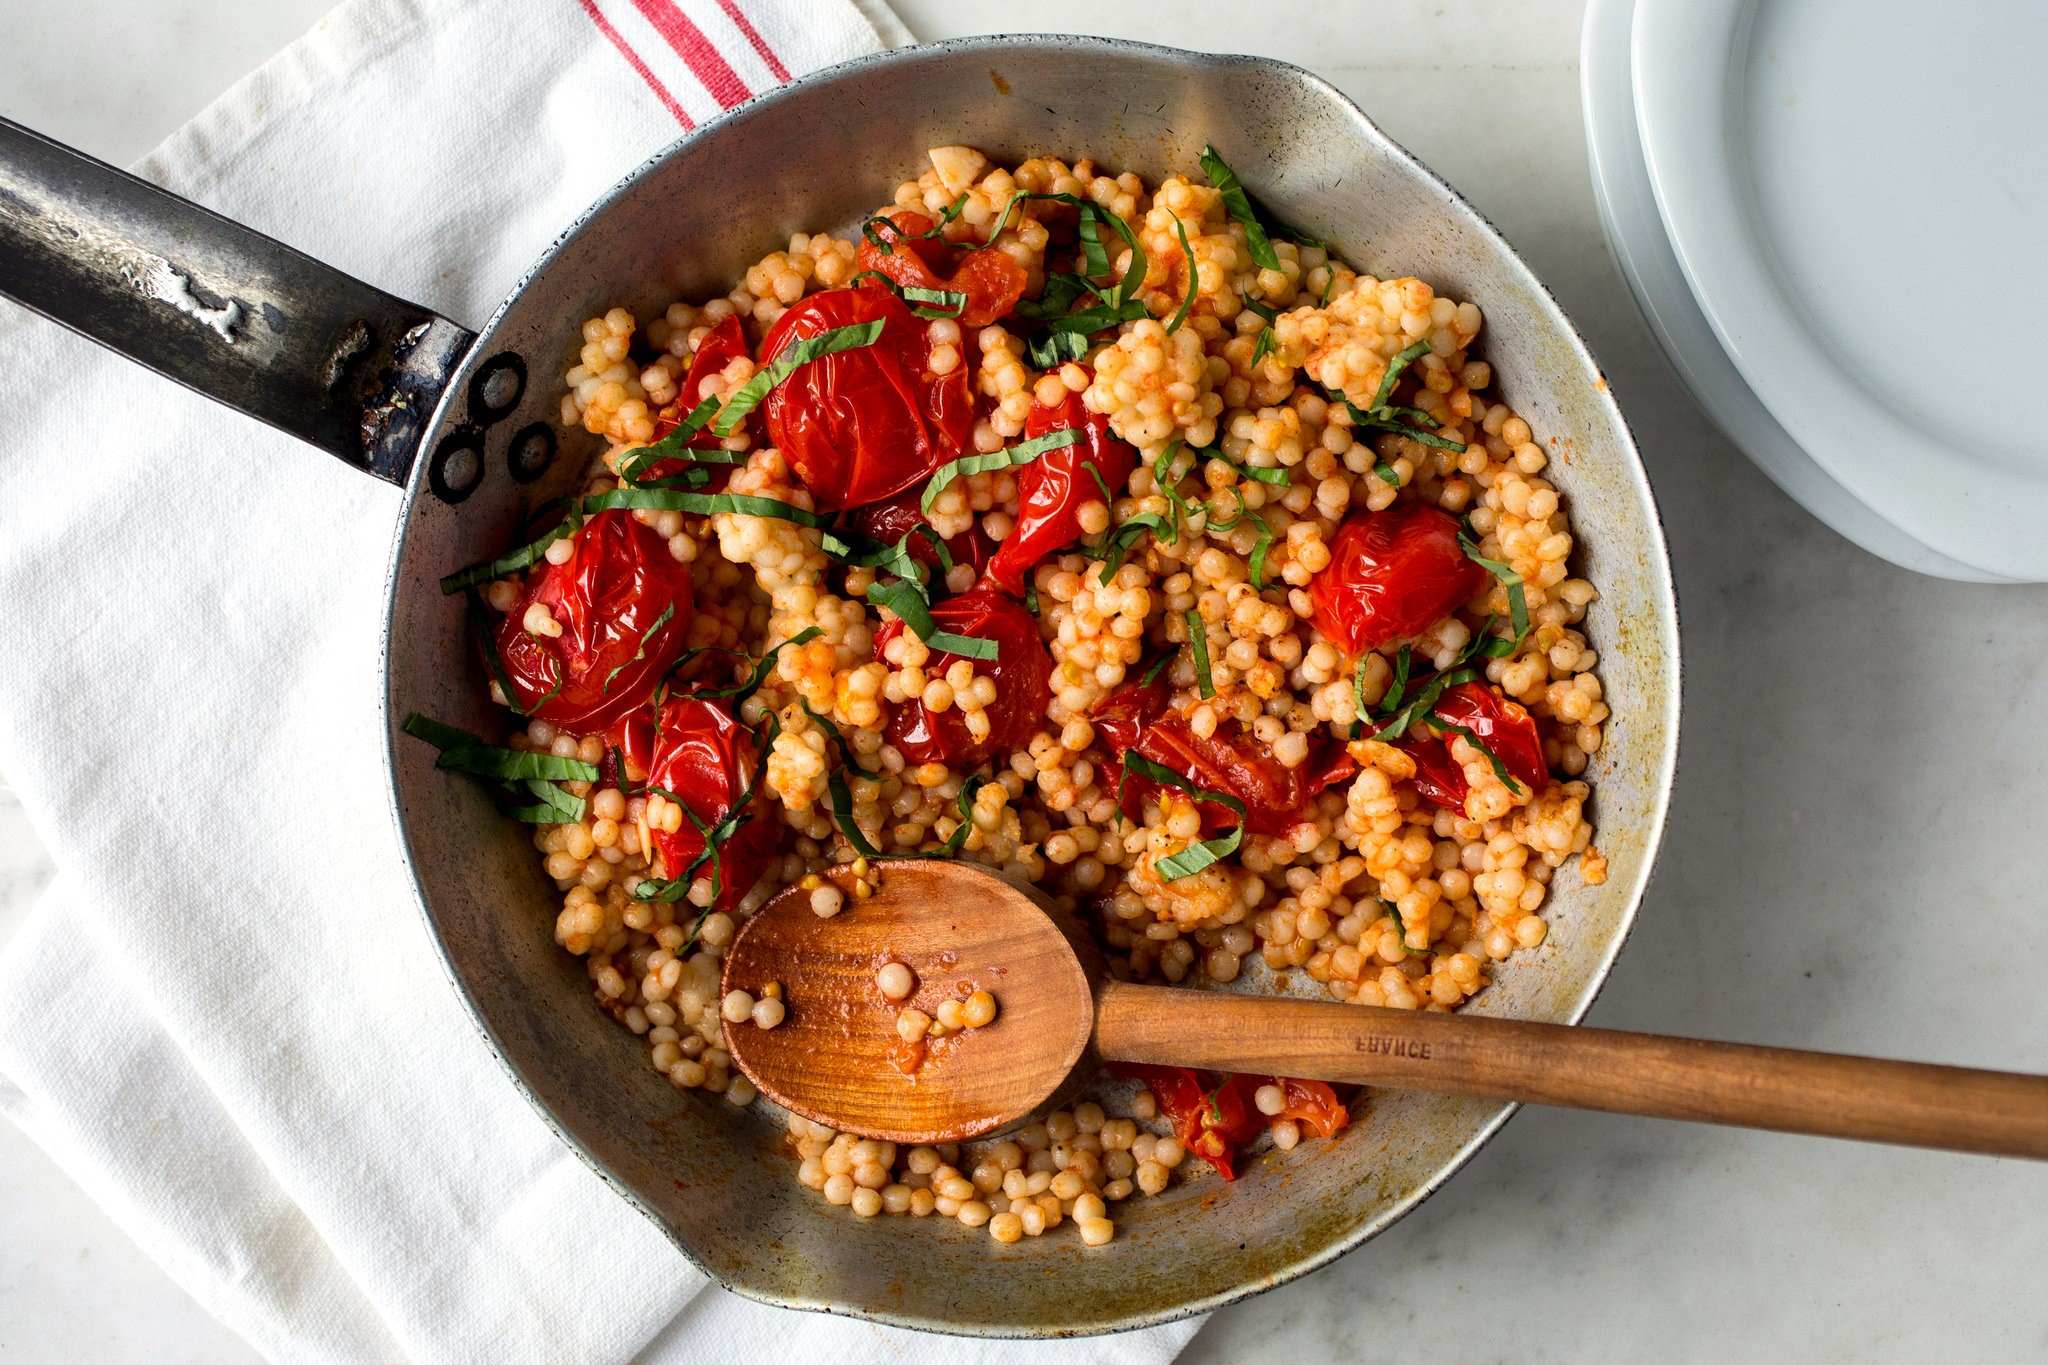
[1198,145,1280,272]
[1458,531,1530,645]
[847,270,969,320]
[601,601,674,695]
[1166,214,1198,334]
[859,197,968,254]
[1350,652,1372,740]
[1383,901,1418,955]
[1249,326,1275,370]
[865,576,999,661]
[1016,272,1096,321]
[1119,751,1248,880]
[1383,645,1413,717]
[684,626,823,706]
[1427,716,1525,794]
[615,395,726,484]
[1374,461,1402,487]
[1027,329,1092,368]
[470,589,547,718]
[1022,577,1040,616]
[1185,609,1215,698]
[1140,651,1174,687]
[1321,344,1468,454]
[919,425,1080,513]
[1041,297,1149,335]
[402,714,599,782]
[1151,440,1191,543]
[713,319,884,437]
[632,714,778,902]
[1367,667,1479,743]
[1090,513,1175,585]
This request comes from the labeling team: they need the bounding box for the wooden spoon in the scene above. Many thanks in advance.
[720,860,2048,1156]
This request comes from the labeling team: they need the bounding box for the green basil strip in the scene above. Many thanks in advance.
[860,196,969,255]
[1383,645,1413,717]
[1368,340,1432,412]
[1350,651,1373,740]
[1027,329,1091,369]
[713,319,885,438]
[520,778,588,822]
[1042,297,1149,335]
[1249,326,1275,370]
[919,425,1081,514]
[442,487,848,593]
[1318,271,1337,307]
[401,713,599,782]
[1118,751,1248,881]
[847,270,969,321]
[1166,215,1198,335]
[1374,461,1402,487]
[1458,532,1530,644]
[470,589,540,718]
[800,699,878,778]
[494,787,586,825]
[1219,454,1290,486]
[1242,298,1279,325]
[1427,716,1525,794]
[1246,518,1275,589]
[1022,577,1040,616]
[1198,144,1280,273]
[1383,901,1418,955]
[1076,205,1111,279]
[1016,271,1096,321]
[1367,666,1478,743]
[632,715,779,902]
[687,626,824,705]
[1185,609,1215,698]
[1140,651,1174,687]
[865,576,999,661]
[822,765,887,858]
[601,600,675,695]
[616,393,724,484]
[1091,512,1175,585]
[1151,440,1190,543]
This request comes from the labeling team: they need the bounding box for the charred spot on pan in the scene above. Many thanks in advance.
[505,421,556,483]
[428,424,486,502]
[468,351,527,423]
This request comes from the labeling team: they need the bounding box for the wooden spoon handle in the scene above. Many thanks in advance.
[1095,982,2048,1158]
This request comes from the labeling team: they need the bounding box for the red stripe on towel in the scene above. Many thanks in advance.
[631,0,755,108]
[715,0,792,82]
[576,0,696,127]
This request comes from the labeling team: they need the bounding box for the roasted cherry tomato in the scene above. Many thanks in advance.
[651,314,749,442]
[1270,1078,1351,1140]
[1398,680,1548,812]
[1307,502,1491,656]
[762,287,972,512]
[644,696,777,909]
[985,392,1140,596]
[857,209,1030,328]
[495,510,694,733]
[1096,700,1356,839]
[846,487,995,578]
[874,586,1052,768]
[597,712,657,790]
[1114,1066,1354,1179]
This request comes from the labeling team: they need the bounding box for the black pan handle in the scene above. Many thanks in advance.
[0,117,474,485]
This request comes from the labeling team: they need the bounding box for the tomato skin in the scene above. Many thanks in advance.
[857,210,1029,328]
[651,314,749,441]
[1400,681,1547,812]
[1112,1067,1347,1179]
[1308,503,1491,656]
[644,696,777,910]
[1095,700,1357,839]
[1273,1078,1351,1140]
[985,393,1140,596]
[761,288,972,512]
[846,487,995,578]
[495,510,694,733]
[874,586,1052,768]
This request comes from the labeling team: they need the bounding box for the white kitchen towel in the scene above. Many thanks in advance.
[0,0,1204,1362]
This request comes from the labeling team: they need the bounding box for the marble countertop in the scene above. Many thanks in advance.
[3,1,2045,1361]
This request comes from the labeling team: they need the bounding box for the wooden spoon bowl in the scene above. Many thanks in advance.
[720,861,1093,1143]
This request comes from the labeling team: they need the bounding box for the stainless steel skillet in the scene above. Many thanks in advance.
[0,35,1680,1337]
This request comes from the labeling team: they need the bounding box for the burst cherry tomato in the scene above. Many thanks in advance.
[495,510,694,733]
[1093,692,1357,839]
[857,209,1030,328]
[985,392,1140,596]
[874,586,1051,768]
[1399,680,1548,811]
[1308,502,1491,656]
[846,487,995,578]
[1111,1068,1348,1179]
[650,314,749,441]
[1271,1078,1351,1140]
[644,696,778,909]
[762,288,972,512]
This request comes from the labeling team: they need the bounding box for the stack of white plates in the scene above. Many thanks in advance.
[1582,0,2047,583]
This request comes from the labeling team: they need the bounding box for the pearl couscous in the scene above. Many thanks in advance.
[409,144,1608,1247]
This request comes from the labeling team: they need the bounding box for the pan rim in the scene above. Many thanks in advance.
[379,31,1682,1339]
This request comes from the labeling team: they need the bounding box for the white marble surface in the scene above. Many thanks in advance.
[3,1,2045,1362]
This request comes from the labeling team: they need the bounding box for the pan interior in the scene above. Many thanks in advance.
[383,36,1679,1337]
